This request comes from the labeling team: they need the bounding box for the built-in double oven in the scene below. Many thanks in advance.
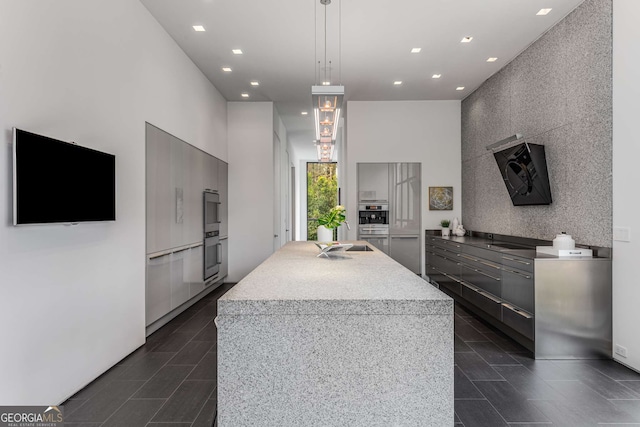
[357,203,389,254]
[203,190,221,281]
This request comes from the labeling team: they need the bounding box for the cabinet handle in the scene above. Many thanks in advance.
[478,260,501,270]
[391,235,419,239]
[459,254,478,262]
[471,267,501,281]
[504,268,531,279]
[501,256,531,265]
[502,303,533,319]
[149,252,169,260]
[476,289,502,303]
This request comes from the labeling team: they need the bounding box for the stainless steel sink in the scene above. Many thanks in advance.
[346,245,374,252]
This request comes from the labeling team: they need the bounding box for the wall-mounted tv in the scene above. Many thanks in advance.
[493,142,552,206]
[13,128,116,225]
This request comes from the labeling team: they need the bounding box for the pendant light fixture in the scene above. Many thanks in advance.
[313,0,344,162]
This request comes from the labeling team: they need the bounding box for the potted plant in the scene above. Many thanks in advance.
[440,219,451,237]
[317,205,347,241]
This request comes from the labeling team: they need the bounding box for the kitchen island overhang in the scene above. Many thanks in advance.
[217,241,454,426]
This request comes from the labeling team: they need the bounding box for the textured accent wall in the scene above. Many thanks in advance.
[461,0,612,247]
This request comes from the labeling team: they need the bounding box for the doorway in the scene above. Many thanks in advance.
[306,162,338,240]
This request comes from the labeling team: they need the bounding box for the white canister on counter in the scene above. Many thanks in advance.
[451,217,459,233]
[553,232,575,250]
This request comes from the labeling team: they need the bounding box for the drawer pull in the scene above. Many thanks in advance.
[476,289,502,304]
[464,265,500,281]
[502,256,531,265]
[479,260,501,270]
[503,303,532,319]
[459,254,479,262]
[504,268,531,279]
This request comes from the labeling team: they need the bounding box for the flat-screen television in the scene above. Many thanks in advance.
[13,128,116,225]
[493,142,552,206]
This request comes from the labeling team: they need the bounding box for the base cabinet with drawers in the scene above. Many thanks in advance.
[426,234,612,359]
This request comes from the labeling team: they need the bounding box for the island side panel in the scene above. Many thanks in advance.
[217,313,454,426]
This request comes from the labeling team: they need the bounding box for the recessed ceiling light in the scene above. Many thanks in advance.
[322,81,331,86]
[301,111,308,116]
[394,81,403,85]
[487,57,498,62]
[537,8,552,16]
[461,36,473,43]
[250,81,259,86]
[232,49,243,55]
[222,67,232,72]
[193,25,206,32]
[410,47,422,53]
[456,86,465,91]
[432,74,442,79]
[241,93,249,98]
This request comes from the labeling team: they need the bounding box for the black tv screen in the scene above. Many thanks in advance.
[13,128,116,225]
[493,142,552,206]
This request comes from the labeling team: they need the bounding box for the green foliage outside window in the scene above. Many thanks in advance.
[307,162,338,240]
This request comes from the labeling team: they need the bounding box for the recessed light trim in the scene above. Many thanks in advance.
[487,57,498,62]
[232,49,243,55]
[461,36,473,43]
[456,86,465,91]
[432,74,442,79]
[222,67,232,72]
[193,25,206,32]
[410,47,422,53]
[537,8,552,16]
[250,81,259,86]
[394,81,403,85]
[241,93,249,98]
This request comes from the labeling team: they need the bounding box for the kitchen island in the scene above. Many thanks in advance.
[216,241,453,426]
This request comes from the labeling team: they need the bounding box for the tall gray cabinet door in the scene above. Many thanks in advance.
[205,155,218,192]
[390,163,421,235]
[146,125,158,253]
[151,126,172,253]
[357,163,390,202]
[184,145,203,245]
[218,160,228,237]
[170,139,185,248]
[220,238,228,279]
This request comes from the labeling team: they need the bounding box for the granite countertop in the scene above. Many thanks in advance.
[218,241,452,316]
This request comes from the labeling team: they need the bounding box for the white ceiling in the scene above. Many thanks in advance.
[140,0,585,158]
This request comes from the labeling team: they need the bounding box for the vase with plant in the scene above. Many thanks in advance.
[440,219,451,237]
[317,205,348,241]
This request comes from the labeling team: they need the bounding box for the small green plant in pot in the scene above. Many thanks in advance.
[440,219,451,237]
[317,205,347,241]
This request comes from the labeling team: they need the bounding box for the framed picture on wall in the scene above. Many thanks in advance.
[429,186,453,210]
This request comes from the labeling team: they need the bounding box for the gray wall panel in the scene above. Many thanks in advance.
[461,0,612,247]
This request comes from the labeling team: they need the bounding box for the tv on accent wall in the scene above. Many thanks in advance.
[13,128,116,225]
[493,142,552,206]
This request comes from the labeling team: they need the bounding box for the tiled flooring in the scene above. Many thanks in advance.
[63,284,640,426]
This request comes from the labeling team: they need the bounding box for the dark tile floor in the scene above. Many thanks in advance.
[63,284,640,426]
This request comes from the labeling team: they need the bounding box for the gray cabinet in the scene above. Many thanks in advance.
[220,237,228,279]
[218,160,228,237]
[357,163,389,202]
[146,253,171,325]
[389,235,421,274]
[146,123,229,329]
[426,234,612,358]
[389,163,421,235]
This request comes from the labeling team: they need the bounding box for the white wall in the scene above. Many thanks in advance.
[228,102,274,281]
[612,0,640,372]
[346,101,461,274]
[0,0,227,404]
